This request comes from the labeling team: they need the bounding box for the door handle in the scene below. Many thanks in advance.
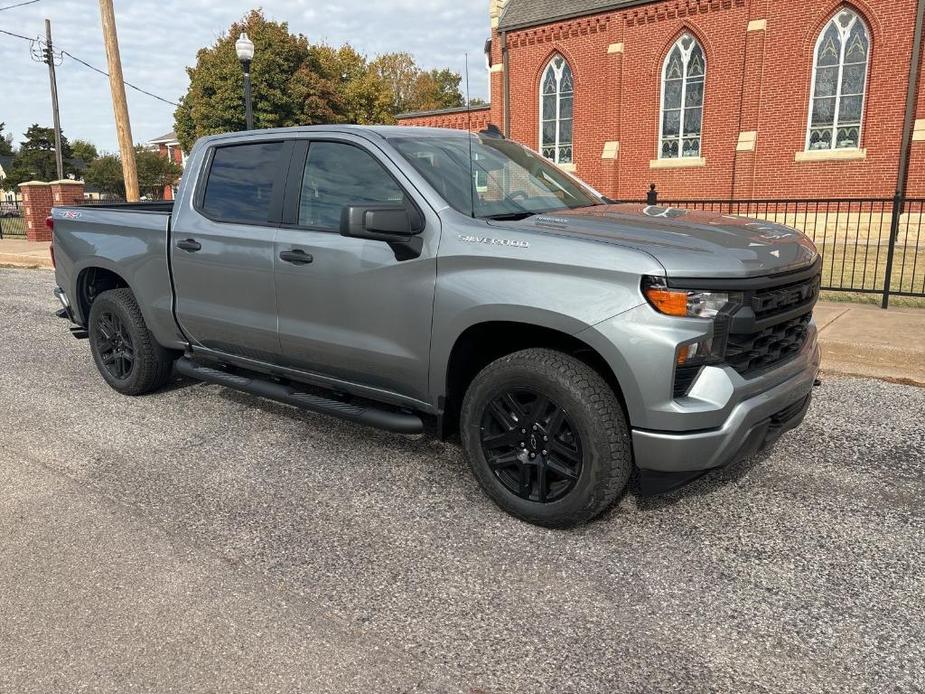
[176,238,202,252]
[279,249,313,265]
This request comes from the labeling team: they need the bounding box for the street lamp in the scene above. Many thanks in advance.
[235,32,255,130]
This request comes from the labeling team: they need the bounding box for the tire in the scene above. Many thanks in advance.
[88,287,175,395]
[460,348,632,528]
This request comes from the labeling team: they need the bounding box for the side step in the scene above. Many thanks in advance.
[174,357,424,435]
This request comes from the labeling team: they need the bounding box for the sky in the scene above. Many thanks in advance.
[0,0,490,153]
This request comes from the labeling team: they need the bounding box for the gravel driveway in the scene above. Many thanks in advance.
[1,268,923,693]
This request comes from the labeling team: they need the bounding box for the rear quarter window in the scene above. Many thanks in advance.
[200,142,286,223]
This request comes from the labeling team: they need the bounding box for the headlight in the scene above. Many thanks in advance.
[642,276,740,319]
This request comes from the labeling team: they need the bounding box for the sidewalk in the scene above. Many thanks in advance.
[815,302,925,385]
[1,238,923,385]
[0,238,52,268]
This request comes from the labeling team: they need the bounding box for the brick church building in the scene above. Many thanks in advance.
[398,0,925,200]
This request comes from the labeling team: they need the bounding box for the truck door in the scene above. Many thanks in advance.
[171,140,290,361]
[273,136,439,403]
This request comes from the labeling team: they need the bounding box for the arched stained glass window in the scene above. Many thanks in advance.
[659,33,705,159]
[539,54,573,164]
[807,8,870,151]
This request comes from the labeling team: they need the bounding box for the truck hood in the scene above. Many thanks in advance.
[496,203,820,279]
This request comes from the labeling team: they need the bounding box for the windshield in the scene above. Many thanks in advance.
[387,133,603,219]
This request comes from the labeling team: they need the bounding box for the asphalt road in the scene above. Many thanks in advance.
[1,267,923,693]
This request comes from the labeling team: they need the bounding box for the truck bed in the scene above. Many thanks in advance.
[52,202,180,350]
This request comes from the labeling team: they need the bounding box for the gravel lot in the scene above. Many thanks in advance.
[1,267,924,693]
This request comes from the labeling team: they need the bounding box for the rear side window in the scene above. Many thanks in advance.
[298,142,406,230]
[201,142,285,223]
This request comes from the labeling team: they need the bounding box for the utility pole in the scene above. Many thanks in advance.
[98,0,139,201]
[43,19,64,180]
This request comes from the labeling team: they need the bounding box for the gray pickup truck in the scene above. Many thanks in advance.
[51,125,821,527]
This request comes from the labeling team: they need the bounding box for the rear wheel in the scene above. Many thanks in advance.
[460,348,632,527]
[88,288,175,395]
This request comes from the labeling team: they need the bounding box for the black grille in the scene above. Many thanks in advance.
[720,268,821,378]
[726,312,812,375]
[752,274,821,319]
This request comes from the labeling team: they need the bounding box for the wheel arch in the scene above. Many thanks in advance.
[75,264,131,325]
[438,320,629,439]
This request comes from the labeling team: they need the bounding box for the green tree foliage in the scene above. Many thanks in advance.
[135,148,183,199]
[412,69,465,112]
[85,148,182,200]
[83,154,123,198]
[4,124,77,188]
[174,10,467,149]
[0,122,13,157]
[70,139,99,165]
[174,10,342,150]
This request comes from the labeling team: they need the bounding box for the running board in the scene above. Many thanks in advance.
[174,358,424,435]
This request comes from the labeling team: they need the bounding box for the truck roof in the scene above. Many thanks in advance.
[198,124,471,147]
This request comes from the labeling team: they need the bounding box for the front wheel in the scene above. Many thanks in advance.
[88,288,175,395]
[460,348,632,528]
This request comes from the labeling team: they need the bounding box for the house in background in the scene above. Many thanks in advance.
[0,155,19,203]
[146,130,185,200]
[398,0,925,201]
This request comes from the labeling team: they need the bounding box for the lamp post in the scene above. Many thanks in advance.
[235,32,255,130]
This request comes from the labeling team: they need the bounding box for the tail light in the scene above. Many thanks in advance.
[47,216,55,268]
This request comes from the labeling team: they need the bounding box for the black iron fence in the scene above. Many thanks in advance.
[642,191,925,307]
[0,199,26,239]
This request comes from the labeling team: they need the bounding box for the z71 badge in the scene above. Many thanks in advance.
[457,234,530,249]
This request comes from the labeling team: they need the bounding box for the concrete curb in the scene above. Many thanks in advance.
[0,255,53,269]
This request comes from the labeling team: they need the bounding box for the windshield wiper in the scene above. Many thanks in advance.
[481,212,537,221]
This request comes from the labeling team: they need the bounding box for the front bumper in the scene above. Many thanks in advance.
[632,339,820,475]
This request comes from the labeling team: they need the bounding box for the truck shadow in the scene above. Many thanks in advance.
[629,448,776,511]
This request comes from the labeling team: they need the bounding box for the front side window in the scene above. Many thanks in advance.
[298,142,406,230]
[201,141,286,223]
[807,8,870,151]
[659,33,705,159]
[539,54,574,164]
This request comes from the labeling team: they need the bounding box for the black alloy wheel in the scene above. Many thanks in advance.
[94,310,136,380]
[479,388,583,503]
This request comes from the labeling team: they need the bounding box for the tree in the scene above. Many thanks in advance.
[4,124,77,188]
[174,10,467,146]
[369,52,421,114]
[313,43,395,124]
[84,154,124,198]
[0,122,13,157]
[85,148,183,200]
[70,139,99,165]
[174,9,343,151]
[135,147,183,199]
[411,69,465,111]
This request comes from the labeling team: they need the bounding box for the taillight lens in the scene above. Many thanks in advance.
[45,215,54,231]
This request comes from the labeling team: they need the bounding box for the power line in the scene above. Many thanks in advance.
[0,27,179,106]
[0,0,40,12]
[62,51,178,106]
[0,26,33,40]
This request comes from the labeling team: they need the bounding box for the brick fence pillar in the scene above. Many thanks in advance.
[50,179,86,208]
[18,181,53,242]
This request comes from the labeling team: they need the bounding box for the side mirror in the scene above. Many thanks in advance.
[341,205,422,239]
[340,205,424,260]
